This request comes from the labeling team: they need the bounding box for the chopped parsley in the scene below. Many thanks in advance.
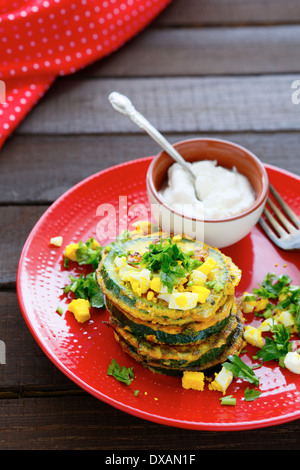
[75,238,102,269]
[205,280,223,293]
[222,355,260,386]
[253,273,300,330]
[107,359,134,385]
[56,305,64,316]
[63,271,105,308]
[219,395,236,406]
[108,230,131,257]
[141,238,202,293]
[244,387,261,402]
[253,323,293,364]
[253,273,293,300]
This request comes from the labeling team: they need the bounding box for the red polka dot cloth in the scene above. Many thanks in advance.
[0,0,172,148]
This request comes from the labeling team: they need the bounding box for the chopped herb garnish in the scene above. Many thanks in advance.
[254,323,292,363]
[253,273,292,299]
[244,273,300,332]
[141,238,202,293]
[56,306,64,316]
[108,230,131,257]
[222,355,260,386]
[244,387,261,402]
[205,280,223,293]
[63,271,105,308]
[243,294,257,302]
[219,395,236,406]
[75,238,102,269]
[107,359,134,385]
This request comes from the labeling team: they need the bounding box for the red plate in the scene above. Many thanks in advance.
[17,157,300,431]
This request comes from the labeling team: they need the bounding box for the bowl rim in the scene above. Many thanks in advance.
[146,137,269,224]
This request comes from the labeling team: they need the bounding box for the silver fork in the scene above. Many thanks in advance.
[259,184,300,250]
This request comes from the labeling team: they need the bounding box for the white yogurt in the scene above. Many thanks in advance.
[159,160,255,220]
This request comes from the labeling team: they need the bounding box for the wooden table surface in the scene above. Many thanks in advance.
[1,0,300,451]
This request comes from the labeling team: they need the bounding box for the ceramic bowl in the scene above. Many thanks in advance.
[146,138,269,248]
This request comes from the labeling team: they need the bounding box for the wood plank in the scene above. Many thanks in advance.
[1,291,299,448]
[155,0,300,26]
[83,26,300,77]
[0,291,75,392]
[0,132,299,204]
[0,206,49,286]
[0,394,299,450]
[16,75,300,135]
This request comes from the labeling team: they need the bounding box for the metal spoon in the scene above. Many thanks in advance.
[108,91,201,200]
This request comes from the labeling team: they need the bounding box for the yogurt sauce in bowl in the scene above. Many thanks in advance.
[159,160,255,220]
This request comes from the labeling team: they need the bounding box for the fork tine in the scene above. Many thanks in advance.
[269,184,300,228]
[258,216,282,245]
[263,206,288,237]
[266,197,297,233]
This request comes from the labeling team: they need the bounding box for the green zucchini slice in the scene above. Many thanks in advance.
[112,307,244,375]
[106,295,233,345]
[97,235,241,326]
[110,302,243,370]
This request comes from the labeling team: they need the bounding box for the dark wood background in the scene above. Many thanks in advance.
[0,0,299,450]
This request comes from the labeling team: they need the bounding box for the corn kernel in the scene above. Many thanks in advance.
[255,298,269,312]
[150,277,161,293]
[64,243,79,261]
[182,371,205,391]
[68,299,91,323]
[92,239,100,249]
[133,220,152,235]
[198,257,217,275]
[147,291,155,301]
[190,285,210,303]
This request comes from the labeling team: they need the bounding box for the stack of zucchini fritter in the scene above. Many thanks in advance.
[97,233,244,376]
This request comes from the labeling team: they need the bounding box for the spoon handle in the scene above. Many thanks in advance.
[108,92,195,180]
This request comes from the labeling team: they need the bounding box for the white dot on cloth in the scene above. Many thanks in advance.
[0,0,171,147]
